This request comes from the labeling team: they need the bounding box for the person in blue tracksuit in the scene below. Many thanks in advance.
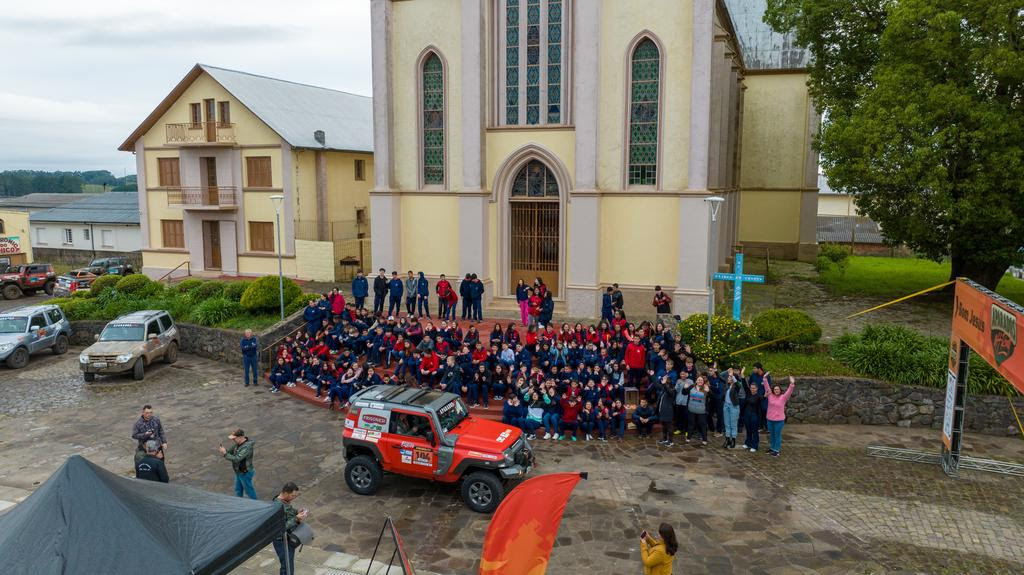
[601,287,614,323]
[302,301,322,337]
[471,274,485,321]
[373,268,388,315]
[539,291,555,328]
[240,329,260,387]
[416,272,431,318]
[351,270,369,310]
[388,271,404,317]
[460,274,473,320]
[268,358,292,393]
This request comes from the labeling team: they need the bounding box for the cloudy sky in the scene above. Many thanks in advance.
[0,0,371,175]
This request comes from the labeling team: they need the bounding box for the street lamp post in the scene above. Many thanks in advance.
[704,196,725,345]
[269,194,285,321]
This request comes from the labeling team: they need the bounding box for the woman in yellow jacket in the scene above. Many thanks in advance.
[640,522,678,575]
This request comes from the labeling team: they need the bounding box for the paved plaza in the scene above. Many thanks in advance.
[0,351,1022,575]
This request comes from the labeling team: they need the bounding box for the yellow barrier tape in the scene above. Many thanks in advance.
[1009,395,1024,438]
[730,280,957,356]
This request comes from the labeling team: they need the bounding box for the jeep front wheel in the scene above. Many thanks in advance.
[43,281,55,295]
[2,284,21,300]
[132,359,145,380]
[5,347,29,369]
[461,471,504,513]
[345,455,382,495]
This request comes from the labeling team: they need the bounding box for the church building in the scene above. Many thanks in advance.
[369,0,818,319]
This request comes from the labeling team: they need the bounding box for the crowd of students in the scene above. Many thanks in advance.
[265,270,797,456]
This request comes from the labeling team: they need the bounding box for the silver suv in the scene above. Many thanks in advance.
[80,310,179,382]
[0,304,72,369]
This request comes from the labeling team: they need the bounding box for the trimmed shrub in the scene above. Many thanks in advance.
[814,255,832,274]
[71,290,92,299]
[222,280,252,302]
[193,281,225,301]
[832,324,1015,396]
[817,243,850,276]
[240,276,302,312]
[751,308,822,348]
[60,298,100,321]
[88,274,121,298]
[285,292,320,316]
[174,278,204,294]
[191,297,243,327]
[677,313,755,365]
[115,274,160,298]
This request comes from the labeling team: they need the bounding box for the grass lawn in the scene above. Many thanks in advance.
[734,349,856,377]
[818,256,1024,305]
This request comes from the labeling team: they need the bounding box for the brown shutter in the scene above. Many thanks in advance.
[218,101,231,125]
[248,221,274,252]
[161,220,184,248]
[246,156,272,188]
[158,158,180,187]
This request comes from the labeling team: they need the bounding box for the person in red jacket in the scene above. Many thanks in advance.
[418,349,440,388]
[527,288,542,328]
[436,274,453,320]
[558,394,582,441]
[624,336,647,389]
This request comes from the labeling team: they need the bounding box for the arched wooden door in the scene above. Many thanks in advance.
[509,160,560,296]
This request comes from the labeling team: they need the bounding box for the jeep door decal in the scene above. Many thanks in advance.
[358,408,391,432]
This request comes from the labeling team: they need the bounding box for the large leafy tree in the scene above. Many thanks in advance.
[766,0,1024,288]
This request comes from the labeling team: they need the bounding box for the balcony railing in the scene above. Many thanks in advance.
[165,122,236,145]
[166,186,238,209]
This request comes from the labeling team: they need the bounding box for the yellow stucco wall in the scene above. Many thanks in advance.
[739,73,812,190]
[140,250,191,271]
[325,152,374,224]
[599,196,679,285]
[738,191,801,243]
[484,130,576,192]
[598,0,692,192]
[141,72,280,149]
[391,0,463,192]
[295,239,335,282]
[818,194,859,217]
[399,195,459,274]
[237,255,296,277]
[0,210,32,261]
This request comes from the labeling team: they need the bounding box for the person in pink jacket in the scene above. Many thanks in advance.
[765,376,796,457]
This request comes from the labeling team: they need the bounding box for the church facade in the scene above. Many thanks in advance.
[369,0,818,319]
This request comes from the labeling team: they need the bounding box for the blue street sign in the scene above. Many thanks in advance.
[711,253,766,320]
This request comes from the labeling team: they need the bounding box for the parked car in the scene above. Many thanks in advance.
[83,257,134,277]
[0,304,72,369]
[342,385,533,513]
[79,310,179,382]
[1,264,56,300]
[54,269,100,297]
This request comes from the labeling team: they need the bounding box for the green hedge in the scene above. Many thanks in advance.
[677,313,755,365]
[88,274,121,297]
[115,274,161,298]
[240,276,302,312]
[223,280,252,302]
[174,278,204,294]
[832,324,1015,396]
[750,308,822,348]
[191,297,243,326]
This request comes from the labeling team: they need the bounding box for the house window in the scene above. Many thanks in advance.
[246,156,272,188]
[217,101,231,125]
[628,38,661,186]
[63,228,73,245]
[83,228,90,241]
[249,221,275,252]
[158,157,181,187]
[422,52,445,186]
[161,219,184,249]
[35,227,46,245]
[354,159,366,181]
[101,230,113,248]
[499,0,567,126]
[190,103,202,127]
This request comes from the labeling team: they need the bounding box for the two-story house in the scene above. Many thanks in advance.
[119,64,374,281]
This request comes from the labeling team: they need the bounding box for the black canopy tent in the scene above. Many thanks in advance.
[0,455,285,575]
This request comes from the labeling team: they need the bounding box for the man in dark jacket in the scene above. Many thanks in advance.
[351,269,369,310]
[388,271,404,317]
[272,482,308,575]
[611,283,624,315]
[416,272,431,318]
[471,274,485,321]
[373,268,388,315]
[132,404,167,465]
[656,377,676,445]
[632,398,655,438]
[218,428,257,499]
[240,329,260,387]
[135,439,169,483]
[601,287,614,323]
[460,274,473,320]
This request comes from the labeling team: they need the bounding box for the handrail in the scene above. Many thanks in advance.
[157,260,191,284]
[166,186,238,208]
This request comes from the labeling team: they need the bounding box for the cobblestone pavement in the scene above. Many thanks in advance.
[1,352,1022,574]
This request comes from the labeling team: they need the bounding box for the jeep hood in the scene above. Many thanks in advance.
[0,333,29,345]
[82,341,146,355]
[448,417,521,454]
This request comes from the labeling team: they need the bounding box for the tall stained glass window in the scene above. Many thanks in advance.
[628,38,660,186]
[501,0,565,126]
[422,52,445,186]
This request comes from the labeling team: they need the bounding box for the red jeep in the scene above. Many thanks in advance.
[342,385,534,513]
[1,264,56,300]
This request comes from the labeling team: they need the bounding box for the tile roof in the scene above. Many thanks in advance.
[29,192,139,225]
[0,193,87,211]
[817,216,885,244]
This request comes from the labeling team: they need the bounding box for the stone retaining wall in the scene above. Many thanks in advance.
[70,309,304,367]
[787,377,1023,437]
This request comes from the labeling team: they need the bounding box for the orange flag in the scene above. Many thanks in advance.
[479,472,584,575]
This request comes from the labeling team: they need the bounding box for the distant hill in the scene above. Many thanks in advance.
[0,170,137,197]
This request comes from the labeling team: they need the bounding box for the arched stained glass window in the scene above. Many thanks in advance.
[511,160,559,198]
[500,0,566,126]
[628,38,660,186]
[422,52,445,186]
